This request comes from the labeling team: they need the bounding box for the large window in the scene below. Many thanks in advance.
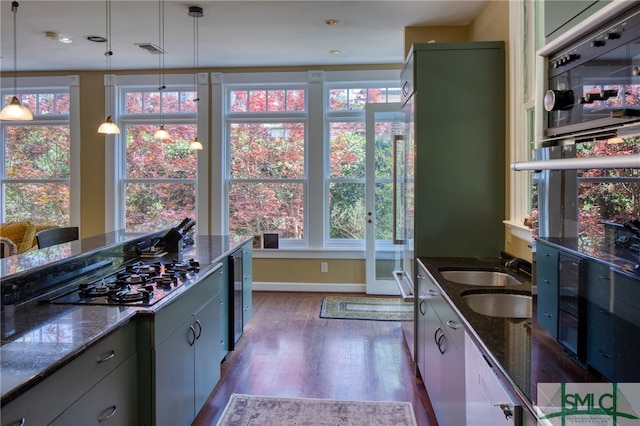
[1,88,72,225]
[326,85,400,243]
[576,136,640,248]
[118,83,199,232]
[222,71,400,250]
[226,87,306,240]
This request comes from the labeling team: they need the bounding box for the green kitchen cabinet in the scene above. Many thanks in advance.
[585,260,613,379]
[416,261,465,426]
[242,241,253,326]
[544,0,611,43]
[403,42,505,259]
[611,270,640,382]
[138,262,224,426]
[536,241,559,339]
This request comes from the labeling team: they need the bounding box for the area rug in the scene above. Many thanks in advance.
[319,295,413,321]
[216,394,418,426]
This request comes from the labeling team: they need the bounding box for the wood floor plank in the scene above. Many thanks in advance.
[192,291,437,425]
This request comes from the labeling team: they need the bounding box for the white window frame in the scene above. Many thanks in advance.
[221,72,310,249]
[104,73,208,233]
[505,0,538,243]
[323,71,401,250]
[0,75,80,226]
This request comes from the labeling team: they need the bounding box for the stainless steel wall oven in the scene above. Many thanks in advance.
[544,6,640,138]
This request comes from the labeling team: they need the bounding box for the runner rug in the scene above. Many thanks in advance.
[216,394,418,426]
[319,295,413,321]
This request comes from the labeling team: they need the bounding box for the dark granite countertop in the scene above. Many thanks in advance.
[418,256,605,418]
[0,234,251,405]
[417,257,533,409]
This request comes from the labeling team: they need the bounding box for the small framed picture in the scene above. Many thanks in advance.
[262,233,279,249]
[252,234,262,249]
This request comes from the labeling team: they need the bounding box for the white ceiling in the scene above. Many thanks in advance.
[0,1,487,72]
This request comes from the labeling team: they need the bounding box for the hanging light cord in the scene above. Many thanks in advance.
[105,0,113,115]
[158,0,166,121]
[193,10,199,102]
[11,1,19,97]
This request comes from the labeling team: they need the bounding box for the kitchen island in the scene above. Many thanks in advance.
[0,230,252,426]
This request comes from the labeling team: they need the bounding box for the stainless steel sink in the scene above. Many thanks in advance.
[462,292,532,318]
[439,270,522,286]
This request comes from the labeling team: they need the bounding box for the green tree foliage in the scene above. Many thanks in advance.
[577,137,640,247]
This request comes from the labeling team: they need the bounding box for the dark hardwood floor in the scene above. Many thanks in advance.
[192,291,437,425]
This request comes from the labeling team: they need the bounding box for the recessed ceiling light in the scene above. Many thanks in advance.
[59,37,72,44]
[86,35,108,43]
[325,19,339,26]
[330,49,341,55]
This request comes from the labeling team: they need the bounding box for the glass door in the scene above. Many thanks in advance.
[365,103,403,294]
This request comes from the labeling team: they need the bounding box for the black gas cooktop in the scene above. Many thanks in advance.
[48,258,200,307]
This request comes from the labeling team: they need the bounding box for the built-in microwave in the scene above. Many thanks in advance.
[544,6,640,138]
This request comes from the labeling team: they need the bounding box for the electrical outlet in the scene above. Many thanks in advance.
[321,262,328,273]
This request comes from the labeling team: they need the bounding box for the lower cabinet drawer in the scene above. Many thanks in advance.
[1,369,63,426]
[61,320,137,407]
[53,353,139,426]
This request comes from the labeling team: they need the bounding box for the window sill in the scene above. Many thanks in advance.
[503,220,533,242]
[252,248,365,259]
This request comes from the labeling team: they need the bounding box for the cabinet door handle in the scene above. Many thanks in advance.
[427,289,439,297]
[598,308,610,315]
[417,274,425,280]
[435,328,446,354]
[598,350,611,359]
[402,81,409,96]
[446,320,461,330]
[98,405,117,423]
[188,325,197,346]
[96,350,116,364]
[194,319,202,340]
[544,312,553,318]
[542,279,551,284]
[418,298,426,315]
[9,418,25,426]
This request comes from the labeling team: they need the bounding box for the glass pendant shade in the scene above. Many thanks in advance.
[97,115,120,134]
[189,137,203,150]
[0,96,33,121]
[154,125,170,140]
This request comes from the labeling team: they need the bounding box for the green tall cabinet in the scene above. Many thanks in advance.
[401,42,505,260]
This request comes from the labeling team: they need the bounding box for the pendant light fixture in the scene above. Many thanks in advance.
[97,0,120,134]
[154,0,170,141]
[0,2,33,121]
[188,5,203,151]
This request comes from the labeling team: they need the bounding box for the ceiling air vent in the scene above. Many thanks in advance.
[135,43,165,55]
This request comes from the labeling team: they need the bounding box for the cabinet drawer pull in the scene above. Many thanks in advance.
[434,328,446,354]
[96,350,116,363]
[194,319,202,339]
[544,312,553,318]
[598,308,610,315]
[446,320,461,330]
[542,279,551,284]
[98,405,117,423]
[598,350,611,359]
[427,289,439,297]
[416,274,426,280]
[220,340,225,346]
[418,299,426,315]
[402,81,409,96]
[188,325,197,346]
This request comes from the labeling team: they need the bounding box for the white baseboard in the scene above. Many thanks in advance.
[252,281,366,293]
